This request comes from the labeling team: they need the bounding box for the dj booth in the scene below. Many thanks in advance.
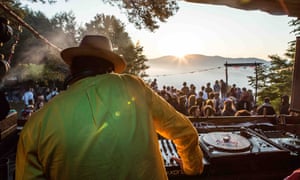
[160,115,300,180]
[1,115,300,179]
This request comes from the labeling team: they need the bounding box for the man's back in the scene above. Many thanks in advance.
[16,73,203,179]
[257,105,276,115]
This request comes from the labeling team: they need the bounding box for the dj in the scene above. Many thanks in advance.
[16,35,203,179]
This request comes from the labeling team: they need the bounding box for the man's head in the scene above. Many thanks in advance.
[61,35,126,74]
[264,97,270,103]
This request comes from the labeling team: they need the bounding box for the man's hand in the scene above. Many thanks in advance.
[170,157,182,169]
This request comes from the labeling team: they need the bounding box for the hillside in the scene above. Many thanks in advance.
[147,54,268,70]
[145,54,269,91]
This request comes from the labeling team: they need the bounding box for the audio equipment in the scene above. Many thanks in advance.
[159,126,300,179]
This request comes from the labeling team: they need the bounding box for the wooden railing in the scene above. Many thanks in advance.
[0,112,18,141]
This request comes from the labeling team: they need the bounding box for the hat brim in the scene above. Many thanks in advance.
[61,47,126,73]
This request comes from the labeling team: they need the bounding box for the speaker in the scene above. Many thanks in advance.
[0,17,13,44]
[290,37,300,113]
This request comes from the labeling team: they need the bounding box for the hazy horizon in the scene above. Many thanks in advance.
[144,54,263,92]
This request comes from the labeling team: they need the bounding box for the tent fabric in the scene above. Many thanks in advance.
[185,0,300,18]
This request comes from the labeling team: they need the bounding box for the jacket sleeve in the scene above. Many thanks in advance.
[147,86,204,175]
[15,114,46,180]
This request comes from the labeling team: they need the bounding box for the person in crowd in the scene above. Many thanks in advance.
[43,87,51,102]
[205,82,213,97]
[177,95,189,116]
[221,99,236,116]
[235,109,251,116]
[46,87,59,101]
[280,95,290,115]
[250,104,258,115]
[35,94,45,110]
[181,81,189,96]
[188,84,197,98]
[220,79,227,99]
[236,87,251,111]
[200,85,208,100]
[16,35,203,179]
[257,97,276,115]
[229,84,237,98]
[187,94,196,111]
[207,91,215,100]
[213,80,221,94]
[196,91,205,110]
[213,92,223,116]
[20,103,35,121]
[188,105,201,117]
[203,99,216,117]
[22,87,34,106]
[247,89,255,107]
[235,87,242,101]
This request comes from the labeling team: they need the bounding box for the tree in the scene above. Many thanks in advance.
[126,41,149,78]
[1,8,70,85]
[102,0,179,31]
[7,0,179,32]
[81,14,149,77]
[248,19,298,110]
[50,11,78,47]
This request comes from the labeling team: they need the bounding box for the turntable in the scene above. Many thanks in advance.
[201,132,251,152]
[199,127,293,176]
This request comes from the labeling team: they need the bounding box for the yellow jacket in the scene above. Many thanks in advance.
[16,73,203,180]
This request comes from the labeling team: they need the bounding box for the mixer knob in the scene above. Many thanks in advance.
[208,145,214,152]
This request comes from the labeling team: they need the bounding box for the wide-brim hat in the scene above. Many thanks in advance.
[61,35,126,73]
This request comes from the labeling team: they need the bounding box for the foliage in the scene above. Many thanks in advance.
[1,3,149,86]
[50,11,78,46]
[17,0,179,31]
[102,0,179,31]
[81,14,149,76]
[23,0,59,4]
[1,8,70,85]
[126,41,149,78]
[248,19,299,111]
[247,64,268,92]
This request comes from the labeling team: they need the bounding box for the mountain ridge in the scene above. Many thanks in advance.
[145,54,268,91]
[147,54,268,66]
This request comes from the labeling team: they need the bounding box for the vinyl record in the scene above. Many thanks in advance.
[202,132,251,152]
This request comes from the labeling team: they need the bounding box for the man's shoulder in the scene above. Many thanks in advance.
[118,73,143,82]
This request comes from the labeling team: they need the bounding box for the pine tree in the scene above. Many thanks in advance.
[248,19,298,110]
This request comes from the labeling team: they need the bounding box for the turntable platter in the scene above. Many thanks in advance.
[202,132,251,151]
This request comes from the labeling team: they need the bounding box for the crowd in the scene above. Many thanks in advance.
[2,77,292,120]
[149,79,291,117]
[0,35,296,179]
[2,84,60,120]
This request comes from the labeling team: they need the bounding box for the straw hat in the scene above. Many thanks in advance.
[61,35,126,73]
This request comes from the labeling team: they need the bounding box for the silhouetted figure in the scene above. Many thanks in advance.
[16,35,203,179]
[257,97,276,115]
[280,95,290,115]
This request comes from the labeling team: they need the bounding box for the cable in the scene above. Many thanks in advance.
[0,2,62,52]
[149,66,223,78]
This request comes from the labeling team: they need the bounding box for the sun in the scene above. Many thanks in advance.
[173,50,188,60]
[157,31,200,59]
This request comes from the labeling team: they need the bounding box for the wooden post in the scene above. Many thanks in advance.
[290,37,300,112]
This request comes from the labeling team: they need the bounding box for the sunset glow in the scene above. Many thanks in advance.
[21,1,295,60]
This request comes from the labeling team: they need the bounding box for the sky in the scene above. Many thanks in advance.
[21,0,296,61]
